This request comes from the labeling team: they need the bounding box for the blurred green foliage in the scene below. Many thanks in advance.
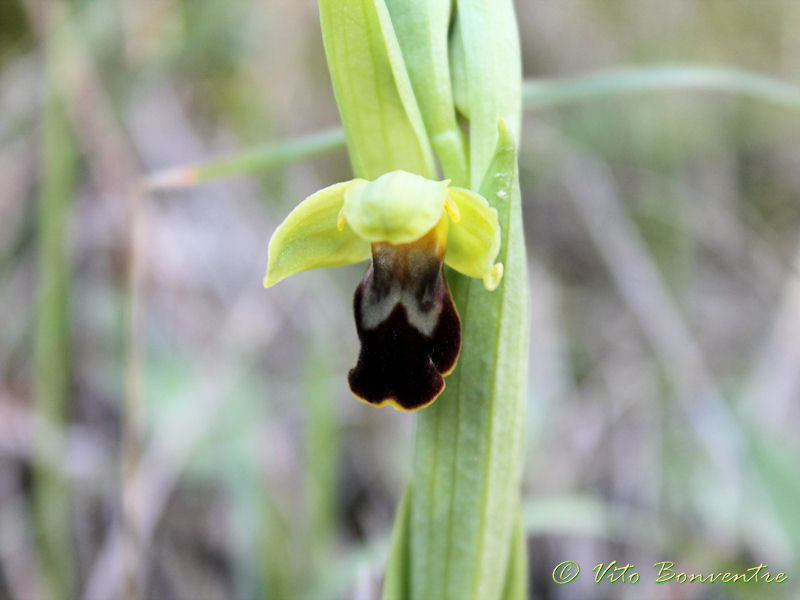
[2,1,800,599]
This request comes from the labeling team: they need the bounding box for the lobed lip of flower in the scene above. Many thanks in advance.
[264,170,503,290]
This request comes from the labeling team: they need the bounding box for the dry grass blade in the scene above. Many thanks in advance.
[742,242,800,418]
[544,125,746,489]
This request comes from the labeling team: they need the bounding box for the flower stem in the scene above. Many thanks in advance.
[523,64,800,112]
[407,125,529,600]
[33,82,77,600]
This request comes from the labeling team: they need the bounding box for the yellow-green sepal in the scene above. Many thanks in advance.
[264,181,370,287]
[342,170,449,245]
[444,187,503,290]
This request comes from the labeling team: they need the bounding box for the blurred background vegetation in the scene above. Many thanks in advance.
[2,1,800,599]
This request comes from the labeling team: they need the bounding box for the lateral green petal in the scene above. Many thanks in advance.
[444,186,503,290]
[342,170,449,245]
[264,181,370,287]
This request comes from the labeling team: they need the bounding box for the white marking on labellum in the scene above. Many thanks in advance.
[356,223,448,337]
[359,279,443,336]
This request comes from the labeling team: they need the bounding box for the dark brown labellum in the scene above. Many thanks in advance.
[348,232,461,411]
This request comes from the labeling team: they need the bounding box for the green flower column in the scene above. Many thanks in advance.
[266,0,528,598]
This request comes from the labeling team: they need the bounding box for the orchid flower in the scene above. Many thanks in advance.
[265,170,502,410]
[268,0,529,595]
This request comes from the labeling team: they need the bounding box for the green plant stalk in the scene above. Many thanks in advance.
[522,65,800,112]
[303,346,340,575]
[399,0,528,596]
[317,0,528,597]
[33,88,77,600]
[142,128,347,190]
[381,487,411,600]
[501,511,528,600]
[407,129,529,600]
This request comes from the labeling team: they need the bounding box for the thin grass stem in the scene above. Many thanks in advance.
[33,85,76,600]
[523,65,800,112]
[143,128,347,190]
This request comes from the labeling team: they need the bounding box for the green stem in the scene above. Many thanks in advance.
[143,128,347,190]
[500,510,528,600]
[303,345,340,580]
[409,128,528,600]
[381,487,411,600]
[33,86,76,600]
[523,64,800,112]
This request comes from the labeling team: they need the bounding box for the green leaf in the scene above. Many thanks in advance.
[385,0,469,186]
[265,181,370,287]
[410,119,529,600]
[319,0,437,180]
[381,487,411,600]
[34,83,77,600]
[451,0,521,189]
[500,508,528,600]
[449,21,469,121]
[523,65,800,113]
[143,128,347,190]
